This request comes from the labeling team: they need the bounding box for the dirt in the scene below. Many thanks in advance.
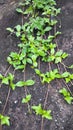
[0,0,73,130]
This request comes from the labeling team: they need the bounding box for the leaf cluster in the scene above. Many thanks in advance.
[59,88,73,104]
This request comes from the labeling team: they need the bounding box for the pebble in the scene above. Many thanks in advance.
[14,100,18,104]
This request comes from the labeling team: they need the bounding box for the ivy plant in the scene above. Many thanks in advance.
[32,104,52,120]
[59,88,73,104]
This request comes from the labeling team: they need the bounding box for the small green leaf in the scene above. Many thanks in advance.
[59,88,68,97]
[6,27,14,33]
[55,50,63,57]
[33,62,38,67]
[16,81,25,87]
[15,25,21,32]
[0,114,10,126]
[2,77,9,85]
[25,80,35,86]
[35,69,41,75]
[16,8,23,13]
[65,77,71,83]
[65,96,73,104]
[22,94,31,103]
[15,65,25,70]
[10,83,16,90]
[27,58,32,64]
[62,72,70,78]
[62,52,68,59]
[55,57,61,63]
[16,32,21,37]
[69,65,73,69]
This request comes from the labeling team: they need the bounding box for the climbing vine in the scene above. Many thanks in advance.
[0,0,73,129]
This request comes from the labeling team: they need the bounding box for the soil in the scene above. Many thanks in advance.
[0,0,73,130]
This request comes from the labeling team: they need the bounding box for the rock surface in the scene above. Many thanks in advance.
[0,0,73,130]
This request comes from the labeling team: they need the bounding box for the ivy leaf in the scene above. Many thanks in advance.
[24,80,35,86]
[65,96,73,104]
[2,77,9,85]
[69,65,73,69]
[44,26,52,32]
[0,114,10,126]
[65,77,71,83]
[16,8,23,13]
[15,25,21,32]
[16,81,25,87]
[16,80,35,87]
[6,28,14,33]
[22,94,31,103]
[55,57,61,63]
[35,69,41,75]
[16,32,21,37]
[61,72,70,78]
[55,50,63,57]
[62,52,68,59]
[59,88,69,97]
[27,58,32,64]
[15,65,25,70]
[42,110,52,120]
[10,83,16,90]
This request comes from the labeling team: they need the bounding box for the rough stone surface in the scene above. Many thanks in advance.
[0,0,73,130]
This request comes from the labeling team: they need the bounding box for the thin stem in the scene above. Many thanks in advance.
[2,88,11,114]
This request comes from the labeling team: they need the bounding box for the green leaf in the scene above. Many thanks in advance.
[61,72,70,78]
[15,65,25,70]
[16,81,25,87]
[55,50,63,57]
[42,110,52,120]
[33,62,38,67]
[15,25,21,32]
[10,83,16,90]
[44,26,52,32]
[62,52,68,59]
[32,104,43,115]
[65,77,71,83]
[25,80,35,86]
[27,58,32,64]
[22,94,31,103]
[16,32,21,37]
[65,96,73,104]
[59,88,69,97]
[0,114,10,126]
[69,65,73,69]
[16,8,23,13]
[35,69,41,75]
[8,73,14,81]
[2,77,9,85]
[6,27,14,33]
[55,57,61,63]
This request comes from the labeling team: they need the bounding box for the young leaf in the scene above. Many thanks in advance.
[6,28,14,33]
[65,96,73,104]
[16,81,25,87]
[25,80,35,86]
[22,94,31,103]
[2,77,9,85]
[61,72,70,78]
[69,65,73,69]
[0,114,10,126]
[59,88,69,97]
[16,8,23,13]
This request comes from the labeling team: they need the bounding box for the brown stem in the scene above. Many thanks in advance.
[2,88,11,114]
